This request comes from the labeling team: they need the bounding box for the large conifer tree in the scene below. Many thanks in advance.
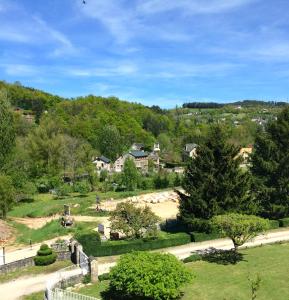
[251,107,289,219]
[178,125,253,226]
[0,91,15,169]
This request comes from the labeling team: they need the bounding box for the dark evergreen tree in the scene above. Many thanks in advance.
[178,125,254,228]
[0,91,15,169]
[251,106,289,219]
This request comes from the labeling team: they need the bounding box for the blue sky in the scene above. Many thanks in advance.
[1,0,289,107]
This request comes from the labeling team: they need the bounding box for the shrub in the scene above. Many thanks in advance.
[279,217,289,227]
[34,253,57,266]
[187,218,213,233]
[74,181,91,195]
[183,253,202,263]
[212,214,270,250]
[190,231,221,242]
[98,273,110,281]
[81,232,191,257]
[109,252,193,300]
[74,231,101,248]
[82,274,91,284]
[34,244,57,266]
[269,219,280,229]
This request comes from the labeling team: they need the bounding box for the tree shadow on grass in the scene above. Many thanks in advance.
[199,247,246,265]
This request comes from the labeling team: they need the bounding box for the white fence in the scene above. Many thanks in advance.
[49,288,99,300]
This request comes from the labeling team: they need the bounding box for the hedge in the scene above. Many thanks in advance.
[190,232,221,242]
[34,252,57,266]
[81,232,191,257]
[279,217,289,227]
[269,220,280,229]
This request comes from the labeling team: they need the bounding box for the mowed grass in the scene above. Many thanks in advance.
[75,243,289,300]
[9,189,165,218]
[183,243,289,300]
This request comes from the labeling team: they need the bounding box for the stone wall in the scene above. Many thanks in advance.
[0,256,34,274]
[0,250,71,274]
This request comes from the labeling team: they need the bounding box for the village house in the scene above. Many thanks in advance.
[95,143,160,173]
[183,143,198,160]
[93,156,111,173]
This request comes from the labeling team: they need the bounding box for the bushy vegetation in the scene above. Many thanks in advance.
[34,244,57,266]
[109,202,160,239]
[108,252,193,300]
[78,232,191,257]
[212,213,270,250]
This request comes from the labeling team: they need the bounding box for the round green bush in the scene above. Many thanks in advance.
[34,244,57,266]
[109,251,193,300]
[40,244,49,250]
[37,248,53,256]
[34,253,57,266]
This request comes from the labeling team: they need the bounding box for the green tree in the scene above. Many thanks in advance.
[0,175,15,219]
[0,90,15,168]
[109,251,192,300]
[178,125,254,227]
[212,213,269,251]
[98,125,124,161]
[74,180,91,195]
[251,107,289,219]
[109,202,160,239]
[122,158,139,191]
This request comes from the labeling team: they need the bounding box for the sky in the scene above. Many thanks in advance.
[1,0,289,107]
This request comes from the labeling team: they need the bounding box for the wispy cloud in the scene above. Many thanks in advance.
[0,3,77,56]
[0,63,39,76]
[77,0,256,46]
[138,0,256,15]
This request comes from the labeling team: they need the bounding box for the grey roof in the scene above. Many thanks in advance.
[129,150,148,158]
[98,156,111,164]
[185,143,198,152]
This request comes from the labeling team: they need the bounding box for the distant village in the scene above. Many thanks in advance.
[92,142,252,174]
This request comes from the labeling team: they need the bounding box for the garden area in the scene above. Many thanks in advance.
[73,243,289,300]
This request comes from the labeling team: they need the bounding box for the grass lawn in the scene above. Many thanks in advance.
[10,220,99,245]
[21,291,44,300]
[0,260,72,283]
[8,189,167,218]
[75,243,289,300]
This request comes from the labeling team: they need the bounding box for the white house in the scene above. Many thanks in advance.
[93,156,111,172]
[184,143,198,159]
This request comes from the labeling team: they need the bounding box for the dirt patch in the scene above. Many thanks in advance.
[0,220,13,242]
[91,190,182,220]
[11,215,59,229]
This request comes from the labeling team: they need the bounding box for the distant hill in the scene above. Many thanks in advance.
[0,81,65,120]
[183,100,288,109]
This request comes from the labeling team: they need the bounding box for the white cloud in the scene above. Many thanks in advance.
[138,0,256,15]
[65,62,138,77]
[1,63,39,76]
[0,2,77,56]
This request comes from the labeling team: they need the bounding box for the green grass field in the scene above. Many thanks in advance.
[74,243,289,300]
[9,189,166,219]
[9,220,99,245]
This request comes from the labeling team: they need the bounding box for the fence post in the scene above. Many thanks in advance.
[89,257,98,283]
